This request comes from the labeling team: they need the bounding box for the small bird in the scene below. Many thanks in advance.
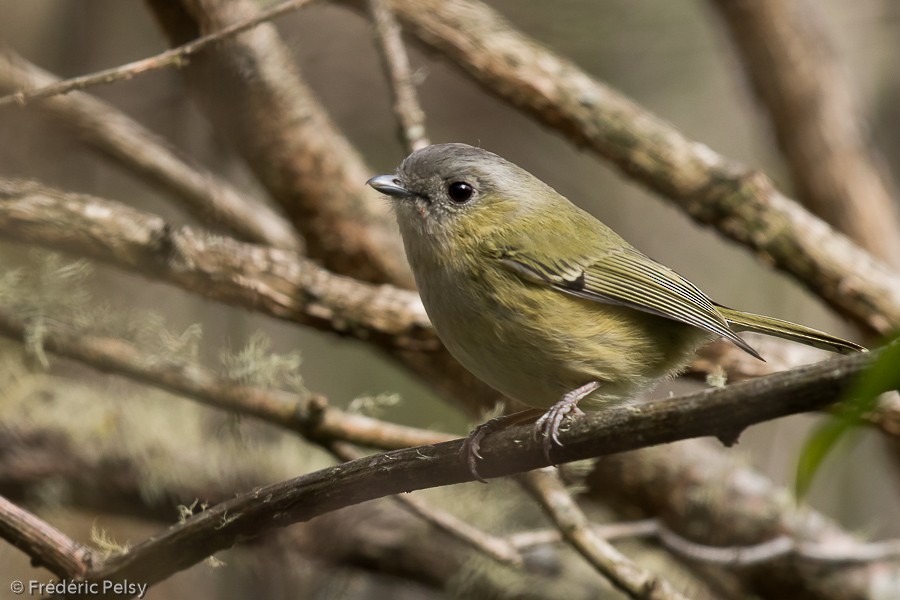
[368,143,864,474]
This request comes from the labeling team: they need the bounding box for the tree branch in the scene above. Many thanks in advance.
[384,0,900,334]
[0,48,301,251]
[707,0,900,266]
[146,0,411,286]
[0,424,509,594]
[57,349,881,594]
[0,307,449,451]
[0,423,612,599]
[0,0,320,108]
[0,179,432,349]
[519,469,690,600]
[0,495,94,578]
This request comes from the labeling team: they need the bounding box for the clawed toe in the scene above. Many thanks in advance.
[459,387,598,475]
[533,381,601,464]
[460,426,490,483]
[534,405,576,463]
[460,411,542,483]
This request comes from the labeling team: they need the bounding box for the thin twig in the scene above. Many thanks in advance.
[797,539,900,564]
[518,469,690,600]
[0,0,320,108]
[0,48,301,251]
[368,0,430,152]
[509,519,900,566]
[508,519,658,550]
[657,526,900,567]
[0,495,94,578]
[392,491,524,566]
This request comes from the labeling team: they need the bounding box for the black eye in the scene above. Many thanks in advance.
[447,181,474,203]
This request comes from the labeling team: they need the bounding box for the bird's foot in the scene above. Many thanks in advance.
[460,418,501,483]
[534,381,601,463]
[460,409,545,482]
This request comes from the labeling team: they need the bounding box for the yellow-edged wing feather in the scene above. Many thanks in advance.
[500,246,764,360]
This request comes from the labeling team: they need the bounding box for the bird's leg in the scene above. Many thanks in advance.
[534,381,601,463]
[461,408,545,482]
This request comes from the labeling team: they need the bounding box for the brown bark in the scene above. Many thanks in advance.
[146,0,412,286]
[709,0,900,267]
[0,50,301,251]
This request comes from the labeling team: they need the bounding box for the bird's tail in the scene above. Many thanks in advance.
[716,305,866,355]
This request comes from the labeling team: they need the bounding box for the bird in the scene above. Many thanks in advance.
[367,143,864,476]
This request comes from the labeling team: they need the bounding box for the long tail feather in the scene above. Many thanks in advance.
[716,305,865,355]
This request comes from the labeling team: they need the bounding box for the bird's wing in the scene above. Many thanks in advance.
[499,245,762,359]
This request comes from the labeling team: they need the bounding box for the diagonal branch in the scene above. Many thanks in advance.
[0,0,321,108]
[519,468,690,600]
[384,0,900,334]
[0,179,432,349]
[146,0,411,286]
[0,495,94,578]
[0,423,525,593]
[708,0,900,266]
[0,307,449,451]
[0,48,301,251]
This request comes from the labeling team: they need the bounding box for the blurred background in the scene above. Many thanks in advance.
[0,1,898,598]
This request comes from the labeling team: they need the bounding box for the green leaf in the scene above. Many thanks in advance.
[795,335,900,499]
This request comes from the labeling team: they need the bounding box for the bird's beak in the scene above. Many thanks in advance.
[366,174,415,198]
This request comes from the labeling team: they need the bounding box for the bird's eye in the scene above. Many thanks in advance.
[447,181,474,203]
